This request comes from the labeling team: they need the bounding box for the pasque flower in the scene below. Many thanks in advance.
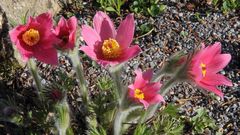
[53,16,77,51]
[80,11,141,66]
[189,42,232,98]
[9,12,58,65]
[128,69,165,109]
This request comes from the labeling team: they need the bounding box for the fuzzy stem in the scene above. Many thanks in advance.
[70,45,88,105]
[109,64,124,103]
[159,77,176,95]
[28,59,41,91]
[56,99,70,135]
[110,64,127,135]
[113,108,123,135]
[152,69,165,82]
[59,130,66,135]
[27,59,43,100]
[113,105,142,135]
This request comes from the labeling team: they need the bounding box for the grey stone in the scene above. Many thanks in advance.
[0,0,61,24]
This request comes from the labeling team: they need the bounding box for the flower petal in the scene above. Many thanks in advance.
[134,69,152,88]
[139,99,149,109]
[54,17,67,35]
[148,95,165,104]
[93,11,116,37]
[99,19,115,40]
[128,86,135,98]
[97,59,120,67]
[81,25,101,47]
[67,16,77,31]
[9,25,25,43]
[202,73,233,86]
[201,42,222,64]
[118,45,141,63]
[142,82,162,94]
[208,42,221,54]
[80,46,97,60]
[65,16,77,50]
[198,82,224,98]
[116,14,135,48]
[34,48,58,65]
[207,54,231,73]
[36,12,52,26]
[9,25,34,55]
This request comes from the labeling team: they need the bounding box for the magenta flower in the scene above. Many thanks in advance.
[128,69,165,109]
[189,42,232,98]
[53,16,77,51]
[80,11,141,66]
[9,12,58,65]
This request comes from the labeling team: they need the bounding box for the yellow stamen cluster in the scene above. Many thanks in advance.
[102,38,121,59]
[134,89,144,100]
[201,63,207,77]
[22,28,40,46]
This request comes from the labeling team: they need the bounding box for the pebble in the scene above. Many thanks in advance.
[2,1,239,134]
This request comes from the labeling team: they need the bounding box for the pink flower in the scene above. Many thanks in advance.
[80,11,141,67]
[9,12,58,65]
[128,69,165,109]
[189,42,232,98]
[53,16,77,51]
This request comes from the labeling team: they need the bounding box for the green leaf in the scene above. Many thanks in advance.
[66,127,74,135]
[212,0,219,6]
[105,6,117,12]
[133,1,139,6]
[190,108,216,134]
[21,9,29,24]
[148,4,166,17]
[133,124,153,135]
[96,76,114,91]
[180,31,188,37]
[140,23,153,34]
[162,104,179,117]
[89,125,107,135]
[168,125,184,135]
[55,101,70,135]
[159,4,167,12]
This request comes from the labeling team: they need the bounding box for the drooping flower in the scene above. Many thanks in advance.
[80,11,141,67]
[128,69,165,109]
[188,42,232,98]
[53,16,77,51]
[9,12,59,65]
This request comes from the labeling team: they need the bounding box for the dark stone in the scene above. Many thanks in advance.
[0,5,14,61]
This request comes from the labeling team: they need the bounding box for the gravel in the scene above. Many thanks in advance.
[2,0,239,134]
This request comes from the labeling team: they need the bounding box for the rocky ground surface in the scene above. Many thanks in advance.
[0,0,239,134]
[0,0,60,24]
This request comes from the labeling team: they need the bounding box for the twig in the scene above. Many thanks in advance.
[134,28,154,40]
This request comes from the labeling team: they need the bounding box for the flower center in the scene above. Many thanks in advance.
[22,28,40,46]
[61,35,69,43]
[134,89,144,100]
[200,63,206,77]
[102,38,121,59]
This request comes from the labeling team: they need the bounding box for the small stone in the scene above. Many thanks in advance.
[179,13,183,17]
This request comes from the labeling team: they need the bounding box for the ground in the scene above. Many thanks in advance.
[0,0,239,134]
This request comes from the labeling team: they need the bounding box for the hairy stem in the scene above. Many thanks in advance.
[113,108,124,135]
[109,64,124,103]
[70,45,88,105]
[56,99,70,135]
[110,64,127,135]
[114,105,142,135]
[27,59,42,98]
[152,68,165,82]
